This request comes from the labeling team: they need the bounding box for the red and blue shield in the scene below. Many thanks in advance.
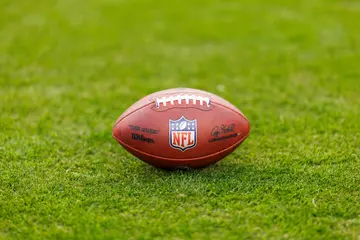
[169,116,197,151]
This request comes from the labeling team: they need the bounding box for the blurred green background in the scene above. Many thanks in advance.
[0,0,359,239]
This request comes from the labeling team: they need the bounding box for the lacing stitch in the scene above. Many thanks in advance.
[156,95,211,108]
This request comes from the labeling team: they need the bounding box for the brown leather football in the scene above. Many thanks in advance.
[112,88,250,169]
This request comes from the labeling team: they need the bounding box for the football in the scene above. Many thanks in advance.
[112,88,250,169]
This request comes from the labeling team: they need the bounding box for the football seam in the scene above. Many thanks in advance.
[112,131,250,162]
[115,101,249,126]
[148,89,246,117]
[212,102,249,122]
[114,102,154,126]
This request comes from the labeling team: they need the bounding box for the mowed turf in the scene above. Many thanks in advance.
[1,0,360,239]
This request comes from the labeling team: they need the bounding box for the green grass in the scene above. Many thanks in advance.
[1,0,360,239]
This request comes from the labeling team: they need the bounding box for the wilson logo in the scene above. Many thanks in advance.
[169,116,197,151]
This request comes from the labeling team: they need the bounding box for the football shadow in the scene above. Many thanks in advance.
[133,160,265,188]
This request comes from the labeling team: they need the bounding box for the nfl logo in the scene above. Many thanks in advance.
[169,116,197,151]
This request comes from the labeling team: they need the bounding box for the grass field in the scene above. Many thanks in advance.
[1,0,360,239]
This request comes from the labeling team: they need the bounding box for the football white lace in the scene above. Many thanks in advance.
[156,95,211,108]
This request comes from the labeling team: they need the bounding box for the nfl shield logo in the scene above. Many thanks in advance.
[169,116,197,151]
